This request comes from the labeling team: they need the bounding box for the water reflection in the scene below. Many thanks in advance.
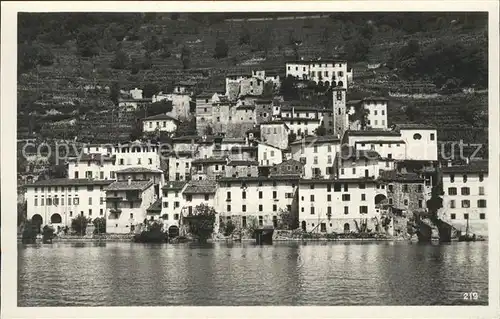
[18,241,488,306]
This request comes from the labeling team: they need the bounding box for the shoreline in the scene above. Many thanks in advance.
[17,236,488,244]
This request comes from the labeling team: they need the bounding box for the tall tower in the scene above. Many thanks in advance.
[332,88,348,138]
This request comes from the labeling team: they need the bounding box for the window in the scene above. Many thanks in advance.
[449,200,455,208]
[227,191,231,200]
[479,186,485,195]
[361,194,366,201]
[242,216,247,228]
[352,168,356,174]
[359,206,368,214]
[73,198,79,205]
[413,133,422,140]
[461,187,470,196]
[327,194,331,201]
[204,194,209,201]
[463,174,467,183]
[404,199,408,206]
[310,207,315,215]
[334,183,341,192]
[344,184,348,192]
[310,195,315,202]
[448,187,457,195]
[464,213,469,220]
[273,204,277,212]
[402,184,408,193]
[344,206,349,215]
[450,174,455,183]
[340,168,344,175]
[477,199,487,208]
[430,133,435,141]
[258,191,263,199]
[479,213,485,220]
[313,156,318,164]
[479,174,484,182]
[227,205,231,212]
[388,198,393,205]
[34,198,38,206]
[242,191,246,199]
[88,197,92,205]
[418,200,423,208]
[174,214,179,220]
[417,185,423,193]
[174,202,179,208]
[342,194,350,201]
[461,200,470,208]
[327,155,332,164]
[242,205,246,212]
[451,213,456,220]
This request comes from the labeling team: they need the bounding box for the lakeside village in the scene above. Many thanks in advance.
[19,58,489,244]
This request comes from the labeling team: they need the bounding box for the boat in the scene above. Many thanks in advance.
[458,218,476,242]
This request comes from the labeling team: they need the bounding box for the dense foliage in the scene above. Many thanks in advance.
[71,215,92,235]
[184,203,217,242]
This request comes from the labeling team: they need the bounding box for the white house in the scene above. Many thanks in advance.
[216,176,299,228]
[258,142,284,167]
[393,124,438,162]
[160,181,187,232]
[290,135,341,178]
[24,178,112,230]
[260,121,289,150]
[438,160,488,237]
[285,59,349,88]
[298,178,380,234]
[354,139,407,161]
[361,97,389,130]
[67,153,116,180]
[113,141,161,170]
[105,178,156,234]
[335,146,381,180]
[142,114,179,134]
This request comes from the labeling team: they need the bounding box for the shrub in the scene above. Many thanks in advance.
[71,215,91,236]
[93,217,106,234]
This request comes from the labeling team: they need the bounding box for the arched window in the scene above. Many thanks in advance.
[413,133,422,140]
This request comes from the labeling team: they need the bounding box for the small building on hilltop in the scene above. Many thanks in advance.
[142,114,179,135]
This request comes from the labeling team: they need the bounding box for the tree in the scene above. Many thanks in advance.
[111,50,129,69]
[71,215,91,236]
[18,201,27,227]
[426,183,444,221]
[280,75,300,101]
[93,217,106,234]
[204,125,214,136]
[404,104,421,122]
[278,207,298,230]
[183,203,217,242]
[181,46,191,69]
[315,124,327,136]
[143,35,161,52]
[345,37,370,62]
[142,52,153,69]
[110,82,121,105]
[239,26,251,45]
[213,39,229,59]
[143,83,160,98]
[76,26,100,57]
[288,131,297,144]
[223,220,236,236]
[22,219,38,243]
[262,81,275,98]
[149,100,173,115]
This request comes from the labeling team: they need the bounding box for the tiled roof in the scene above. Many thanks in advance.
[355,140,406,144]
[299,177,378,184]
[162,181,187,190]
[68,153,115,162]
[281,117,320,122]
[146,199,162,213]
[192,157,227,165]
[228,160,259,166]
[345,130,401,137]
[392,123,437,130]
[290,135,341,145]
[379,170,424,182]
[183,180,217,194]
[142,114,179,122]
[236,105,255,110]
[26,178,113,187]
[347,100,362,105]
[441,160,488,174]
[218,175,300,183]
[260,120,288,127]
[105,180,153,191]
[115,167,163,174]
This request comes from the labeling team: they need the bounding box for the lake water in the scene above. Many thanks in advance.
[18,241,488,306]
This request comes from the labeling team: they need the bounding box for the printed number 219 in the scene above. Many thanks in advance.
[463,292,479,300]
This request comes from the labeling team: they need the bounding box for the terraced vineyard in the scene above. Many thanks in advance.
[18,12,488,146]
